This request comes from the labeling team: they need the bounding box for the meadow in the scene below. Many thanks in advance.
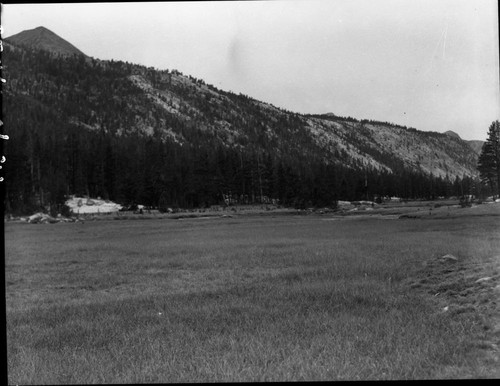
[5,204,500,383]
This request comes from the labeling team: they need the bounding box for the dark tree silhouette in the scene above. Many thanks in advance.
[478,120,500,197]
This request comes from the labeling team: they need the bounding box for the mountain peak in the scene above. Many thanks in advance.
[5,26,86,57]
[32,26,51,32]
[444,130,461,139]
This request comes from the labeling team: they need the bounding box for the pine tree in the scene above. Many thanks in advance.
[478,120,500,197]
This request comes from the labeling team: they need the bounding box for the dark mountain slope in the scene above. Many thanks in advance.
[5,26,87,57]
[445,130,461,139]
[445,130,485,156]
[467,140,485,156]
[2,28,482,214]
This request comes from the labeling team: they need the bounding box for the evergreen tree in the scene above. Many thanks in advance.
[2,41,482,213]
[478,120,500,197]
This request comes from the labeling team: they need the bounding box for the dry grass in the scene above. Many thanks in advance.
[5,204,500,383]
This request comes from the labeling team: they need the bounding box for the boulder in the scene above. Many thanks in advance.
[439,254,458,262]
[40,216,58,224]
[66,196,123,214]
[28,212,58,224]
[337,200,355,210]
[28,212,44,223]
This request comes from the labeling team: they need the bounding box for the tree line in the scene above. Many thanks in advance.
[3,101,479,215]
[2,43,484,215]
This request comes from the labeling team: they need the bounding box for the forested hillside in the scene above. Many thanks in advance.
[2,29,481,215]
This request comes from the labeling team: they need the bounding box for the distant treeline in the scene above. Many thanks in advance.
[3,108,478,215]
[305,113,420,132]
[2,44,483,215]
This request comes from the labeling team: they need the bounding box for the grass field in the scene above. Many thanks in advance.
[5,203,500,383]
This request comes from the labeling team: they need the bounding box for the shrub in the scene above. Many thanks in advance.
[60,204,72,217]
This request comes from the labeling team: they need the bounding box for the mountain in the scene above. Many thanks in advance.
[445,131,484,155]
[5,26,87,57]
[444,130,461,139]
[467,140,485,156]
[2,27,483,214]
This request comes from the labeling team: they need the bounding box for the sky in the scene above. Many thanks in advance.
[2,0,499,140]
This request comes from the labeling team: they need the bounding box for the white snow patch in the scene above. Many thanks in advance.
[65,196,122,214]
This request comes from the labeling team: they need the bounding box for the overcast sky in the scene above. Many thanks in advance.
[2,0,499,140]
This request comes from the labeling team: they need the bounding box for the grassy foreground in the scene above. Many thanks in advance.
[5,205,500,383]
